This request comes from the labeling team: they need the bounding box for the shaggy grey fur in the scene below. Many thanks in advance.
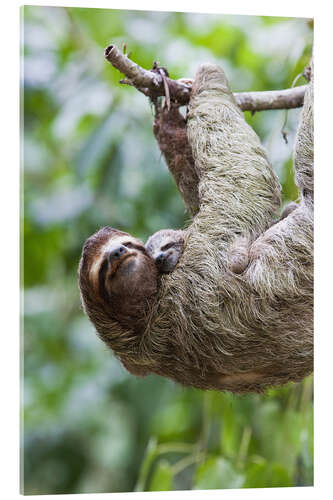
[138,64,313,392]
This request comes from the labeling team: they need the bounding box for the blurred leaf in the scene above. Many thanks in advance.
[281,157,300,203]
[151,401,194,441]
[148,459,173,491]
[219,399,242,458]
[135,437,158,492]
[243,461,292,488]
[194,457,244,490]
[74,110,126,180]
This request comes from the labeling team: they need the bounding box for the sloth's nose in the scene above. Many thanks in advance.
[108,245,127,261]
[155,252,165,264]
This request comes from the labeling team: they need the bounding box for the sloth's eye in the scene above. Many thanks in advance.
[161,242,174,251]
[123,240,146,253]
[124,241,134,248]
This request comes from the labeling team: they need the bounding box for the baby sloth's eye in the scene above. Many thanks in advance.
[161,242,174,251]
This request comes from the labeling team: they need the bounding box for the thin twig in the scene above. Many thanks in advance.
[134,438,196,491]
[172,452,206,476]
[236,426,252,468]
[105,44,307,111]
[280,72,308,142]
[159,68,171,111]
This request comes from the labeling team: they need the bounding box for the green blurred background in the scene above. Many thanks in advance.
[22,6,313,495]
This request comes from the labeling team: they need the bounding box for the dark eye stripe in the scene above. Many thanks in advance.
[98,259,109,301]
[134,244,146,252]
[161,242,174,251]
[124,241,146,253]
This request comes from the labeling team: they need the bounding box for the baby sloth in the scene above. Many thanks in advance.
[146,203,298,276]
[146,229,185,274]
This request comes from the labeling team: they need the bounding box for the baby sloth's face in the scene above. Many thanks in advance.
[145,229,185,274]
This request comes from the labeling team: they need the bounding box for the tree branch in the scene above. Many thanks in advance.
[105,44,306,111]
[232,86,306,112]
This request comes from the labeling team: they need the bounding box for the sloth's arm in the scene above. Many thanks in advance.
[293,61,313,208]
[153,104,200,216]
[186,64,281,242]
[245,72,313,299]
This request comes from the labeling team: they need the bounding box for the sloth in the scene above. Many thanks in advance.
[145,229,185,274]
[79,62,313,393]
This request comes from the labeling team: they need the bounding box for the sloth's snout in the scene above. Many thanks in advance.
[155,252,165,265]
[108,245,128,261]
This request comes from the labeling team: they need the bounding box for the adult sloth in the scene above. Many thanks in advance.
[79,63,313,393]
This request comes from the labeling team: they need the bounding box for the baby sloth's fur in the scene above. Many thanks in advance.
[79,63,313,393]
[145,229,185,274]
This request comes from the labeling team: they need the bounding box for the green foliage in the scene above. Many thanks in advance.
[194,457,244,489]
[149,459,173,491]
[22,5,313,495]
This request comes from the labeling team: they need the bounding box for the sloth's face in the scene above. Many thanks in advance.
[145,229,184,274]
[93,234,154,299]
[152,244,183,273]
[79,227,158,331]
[79,227,157,310]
